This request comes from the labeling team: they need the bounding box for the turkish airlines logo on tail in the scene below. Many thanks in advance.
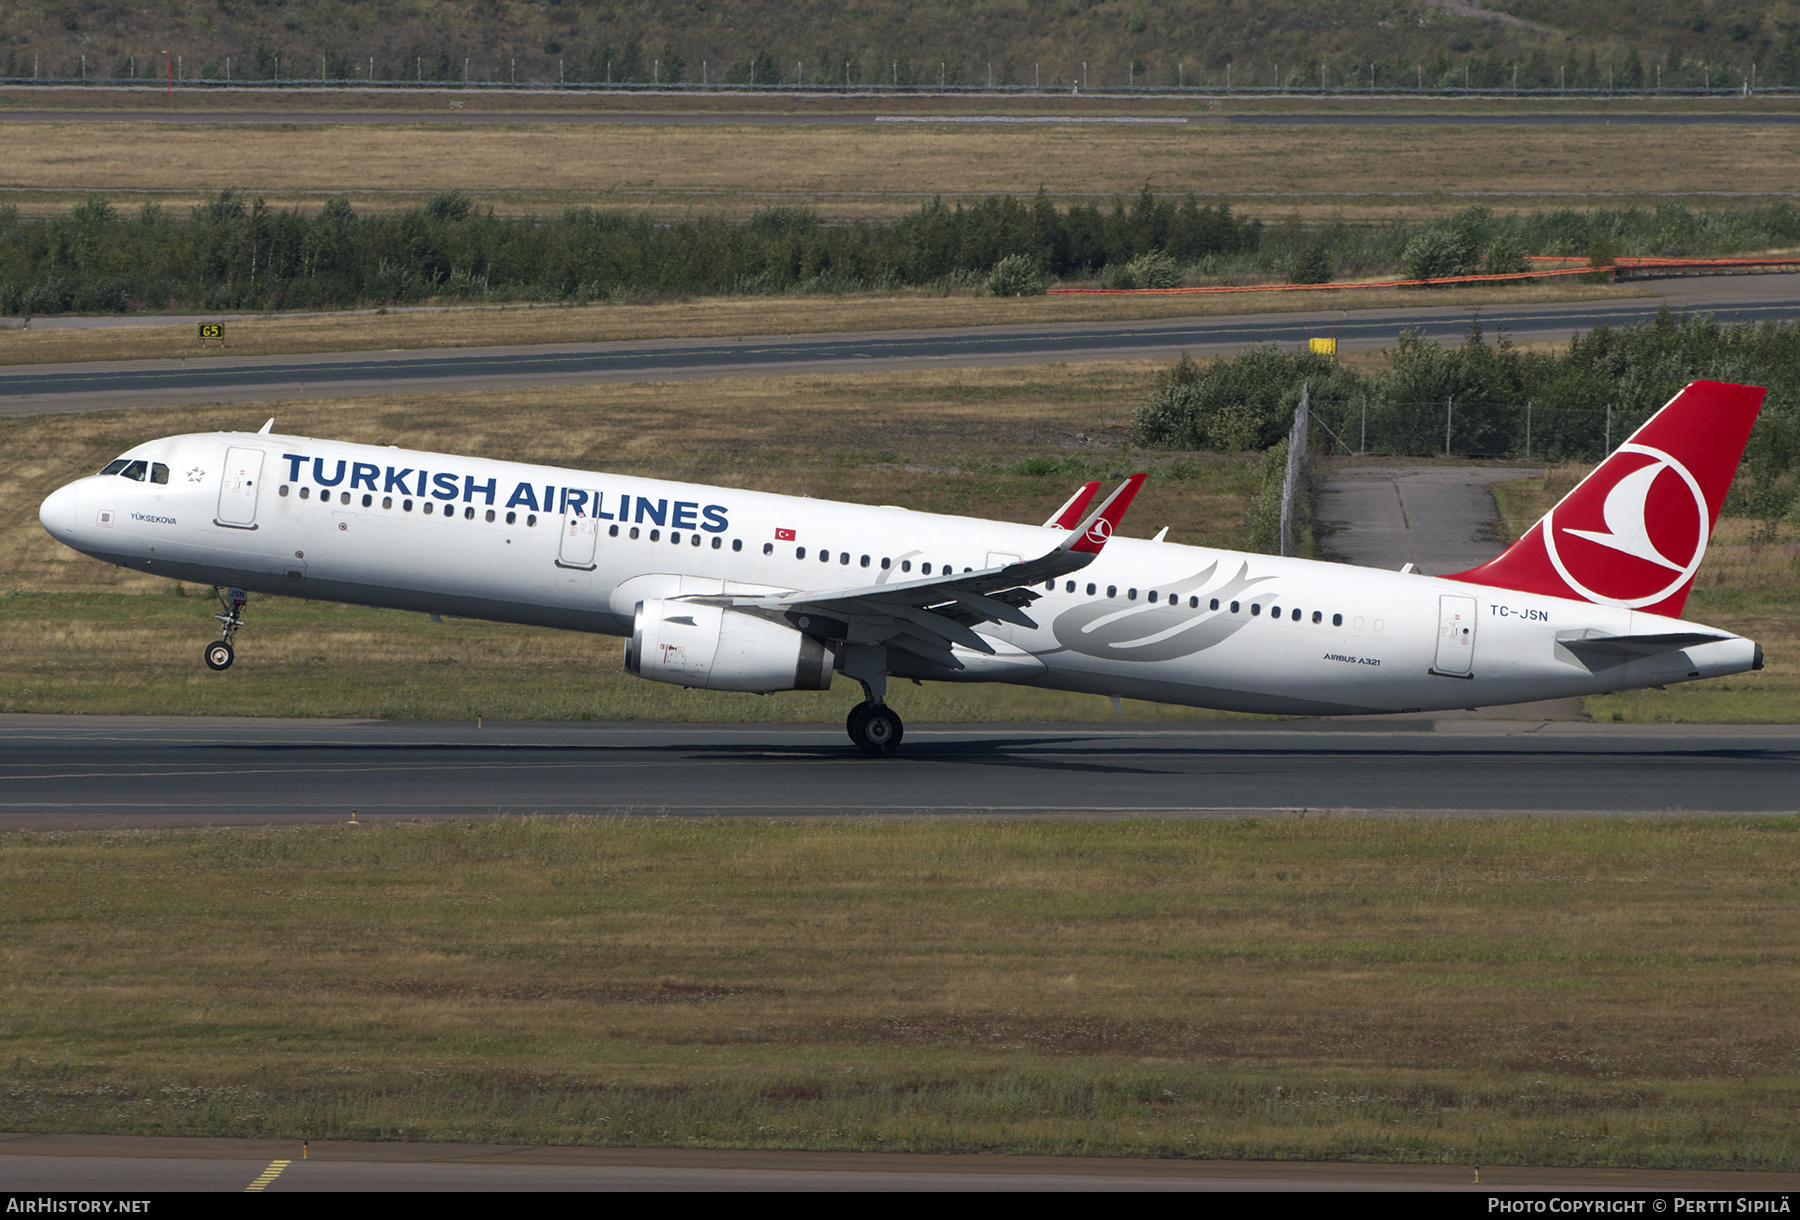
[1084,518,1114,546]
[1543,443,1709,608]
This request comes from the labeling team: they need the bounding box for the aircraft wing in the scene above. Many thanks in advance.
[715,474,1145,669]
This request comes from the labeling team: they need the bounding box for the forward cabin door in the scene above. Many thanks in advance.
[557,489,599,570]
[215,447,264,529]
[1434,594,1477,676]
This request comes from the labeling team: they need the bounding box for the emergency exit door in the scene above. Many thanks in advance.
[215,447,264,529]
[1433,595,1477,677]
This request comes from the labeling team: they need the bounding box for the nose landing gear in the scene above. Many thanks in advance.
[205,587,247,671]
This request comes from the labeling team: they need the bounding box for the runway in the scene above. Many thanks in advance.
[4,278,1797,413]
[0,717,1795,828]
[4,1133,1798,1193]
[7,105,1800,127]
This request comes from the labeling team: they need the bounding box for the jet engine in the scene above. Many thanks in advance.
[625,599,835,693]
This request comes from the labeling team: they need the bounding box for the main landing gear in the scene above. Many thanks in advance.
[846,701,903,756]
[205,587,247,671]
[841,650,903,757]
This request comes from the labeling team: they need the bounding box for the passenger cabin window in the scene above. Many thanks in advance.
[796,547,807,559]
[1107,586,1117,598]
[1230,601,1239,613]
[901,561,912,572]
[734,539,744,552]
[1312,611,1322,624]
[763,542,773,555]
[1210,598,1220,611]
[1333,613,1343,626]
[922,563,932,575]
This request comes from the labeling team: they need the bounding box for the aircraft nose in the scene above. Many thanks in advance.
[39,481,81,544]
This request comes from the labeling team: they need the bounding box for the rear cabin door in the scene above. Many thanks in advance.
[216,447,264,528]
[557,490,599,570]
[1434,595,1477,676]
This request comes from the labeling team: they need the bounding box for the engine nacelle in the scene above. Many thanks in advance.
[625,598,835,693]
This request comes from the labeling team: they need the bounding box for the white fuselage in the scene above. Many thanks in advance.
[38,431,1759,715]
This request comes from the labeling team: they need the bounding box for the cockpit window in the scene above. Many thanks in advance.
[100,460,129,476]
[151,463,169,485]
[119,461,148,482]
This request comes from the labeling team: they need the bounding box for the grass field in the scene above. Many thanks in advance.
[0,280,1642,367]
[0,362,1269,722]
[3,816,1797,1166]
[4,118,1798,219]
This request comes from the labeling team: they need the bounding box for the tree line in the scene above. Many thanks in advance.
[6,192,1800,317]
[0,190,1259,315]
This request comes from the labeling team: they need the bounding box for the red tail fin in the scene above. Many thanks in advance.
[1444,380,1765,617]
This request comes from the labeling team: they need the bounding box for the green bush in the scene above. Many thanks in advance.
[985,254,1044,297]
[1402,226,1479,281]
[1288,244,1332,284]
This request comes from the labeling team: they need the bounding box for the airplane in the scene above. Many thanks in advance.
[37,379,1765,755]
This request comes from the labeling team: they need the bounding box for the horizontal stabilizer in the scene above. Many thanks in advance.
[1556,629,1731,659]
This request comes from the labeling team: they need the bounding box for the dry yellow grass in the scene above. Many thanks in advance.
[4,119,1796,218]
[0,281,1643,367]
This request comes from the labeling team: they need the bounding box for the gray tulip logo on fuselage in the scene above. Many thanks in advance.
[1047,561,1275,663]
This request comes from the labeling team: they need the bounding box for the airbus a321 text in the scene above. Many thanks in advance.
[38,380,1765,754]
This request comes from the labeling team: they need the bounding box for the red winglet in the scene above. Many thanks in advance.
[1444,380,1765,617]
[1068,473,1147,554]
[1044,481,1102,529]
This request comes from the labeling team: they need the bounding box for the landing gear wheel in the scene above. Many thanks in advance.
[846,702,872,739]
[204,640,235,671]
[850,705,904,757]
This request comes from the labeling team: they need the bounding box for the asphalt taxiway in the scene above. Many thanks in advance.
[3,276,1797,413]
[0,717,1794,828]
